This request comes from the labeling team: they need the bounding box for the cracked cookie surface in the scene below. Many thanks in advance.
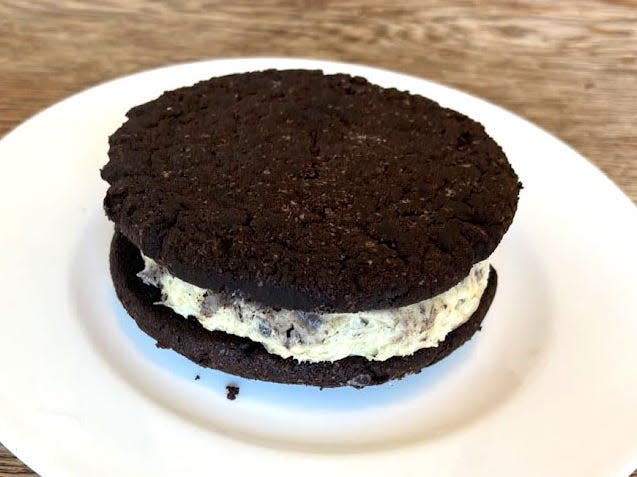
[102,69,520,312]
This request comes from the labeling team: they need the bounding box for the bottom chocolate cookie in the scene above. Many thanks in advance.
[109,232,498,388]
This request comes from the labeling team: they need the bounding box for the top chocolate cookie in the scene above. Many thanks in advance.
[102,69,520,312]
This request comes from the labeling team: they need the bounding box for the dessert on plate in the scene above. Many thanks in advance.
[102,69,520,388]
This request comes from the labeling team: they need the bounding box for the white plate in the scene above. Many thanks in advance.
[1,58,636,477]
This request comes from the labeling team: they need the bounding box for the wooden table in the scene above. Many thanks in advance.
[0,1,635,475]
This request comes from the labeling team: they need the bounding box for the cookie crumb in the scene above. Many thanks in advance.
[226,385,240,400]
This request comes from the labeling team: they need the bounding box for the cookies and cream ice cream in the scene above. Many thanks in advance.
[138,255,490,363]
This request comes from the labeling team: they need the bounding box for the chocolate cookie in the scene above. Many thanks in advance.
[110,232,497,388]
[102,69,519,312]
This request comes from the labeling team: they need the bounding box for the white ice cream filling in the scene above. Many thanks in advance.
[137,256,490,363]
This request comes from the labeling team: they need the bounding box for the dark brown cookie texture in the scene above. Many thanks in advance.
[102,69,519,312]
[110,232,497,388]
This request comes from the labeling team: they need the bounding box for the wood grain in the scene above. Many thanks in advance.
[0,1,635,475]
